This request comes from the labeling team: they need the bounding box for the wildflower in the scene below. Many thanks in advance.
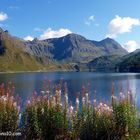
[99,102,103,107]
[94,107,97,112]
[37,97,41,102]
[41,90,45,94]
[128,91,130,95]
[18,106,20,113]
[65,94,68,103]
[27,100,31,105]
[64,94,68,109]
[104,103,107,107]
[56,89,61,103]
[119,92,123,96]
[82,97,85,107]
[19,113,22,122]
[50,95,52,98]
[46,90,50,94]
[87,100,90,107]
[59,103,62,107]
[122,94,125,99]
[13,102,17,107]
[1,83,4,88]
[41,108,44,114]
[1,95,7,102]
[10,96,14,101]
[93,99,96,107]
[111,95,117,100]
[69,105,74,115]
[93,99,96,103]
[106,106,110,111]
[76,98,79,112]
[98,109,101,116]
[85,93,88,98]
[76,98,79,105]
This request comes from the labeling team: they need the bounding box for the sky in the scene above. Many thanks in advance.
[0,0,140,52]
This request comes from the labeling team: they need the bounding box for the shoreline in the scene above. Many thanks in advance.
[0,70,139,74]
[0,69,77,74]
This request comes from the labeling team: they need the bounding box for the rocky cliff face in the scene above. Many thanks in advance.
[25,33,128,63]
[92,37,128,56]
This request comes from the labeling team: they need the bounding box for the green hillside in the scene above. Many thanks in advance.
[118,52,140,72]
[0,30,69,72]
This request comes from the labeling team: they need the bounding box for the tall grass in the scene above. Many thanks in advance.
[0,80,139,140]
[0,82,20,133]
[22,81,139,140]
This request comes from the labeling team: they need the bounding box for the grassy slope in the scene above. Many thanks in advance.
[117,52,140,72]
[87,55,121,71]
[0,33,72,72]
[0,35,44,71]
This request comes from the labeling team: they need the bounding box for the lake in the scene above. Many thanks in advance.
[0,72,140,110]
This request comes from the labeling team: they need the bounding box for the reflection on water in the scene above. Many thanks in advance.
[0,72,140,110]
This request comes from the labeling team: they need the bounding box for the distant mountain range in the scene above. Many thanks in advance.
[25,33,127,62]
[0,27,139,72]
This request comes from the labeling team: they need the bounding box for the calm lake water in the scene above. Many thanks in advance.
[0,72,140,110]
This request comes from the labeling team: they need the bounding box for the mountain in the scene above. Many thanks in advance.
[92,37,128,56]
[0,28,44,71]
[117,51,140,72]
[0,28,129,72]
[0,28,68,72]
[25,34,128,63]
[87,55,122,71]
[87,47,140,72]
[132,49,140,54]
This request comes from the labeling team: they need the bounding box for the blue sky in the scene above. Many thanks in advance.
[0,0,140,52]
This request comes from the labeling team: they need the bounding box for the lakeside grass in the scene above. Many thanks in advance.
[0,81,140,140]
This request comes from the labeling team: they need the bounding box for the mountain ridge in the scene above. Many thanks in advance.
[25,33,128,63]
[0,28,131,72]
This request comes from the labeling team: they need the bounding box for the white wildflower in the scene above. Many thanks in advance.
[41,91,45,94]
[41,108,44,114]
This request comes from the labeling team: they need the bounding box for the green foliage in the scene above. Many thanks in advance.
[0,101,19,132]
[22,101,69,139]
[118,52,140,72]
[0,83,20,133]
[0,81,140,140]
[113,101,137,139]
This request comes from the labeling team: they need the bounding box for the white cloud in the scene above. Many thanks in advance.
[85,15,95,26]
[124,40,139,52]
[0,12,8,22]
[107,15,140,38]
[39,28,72,40]
[89,15,94,21]
[24,35,34,41]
